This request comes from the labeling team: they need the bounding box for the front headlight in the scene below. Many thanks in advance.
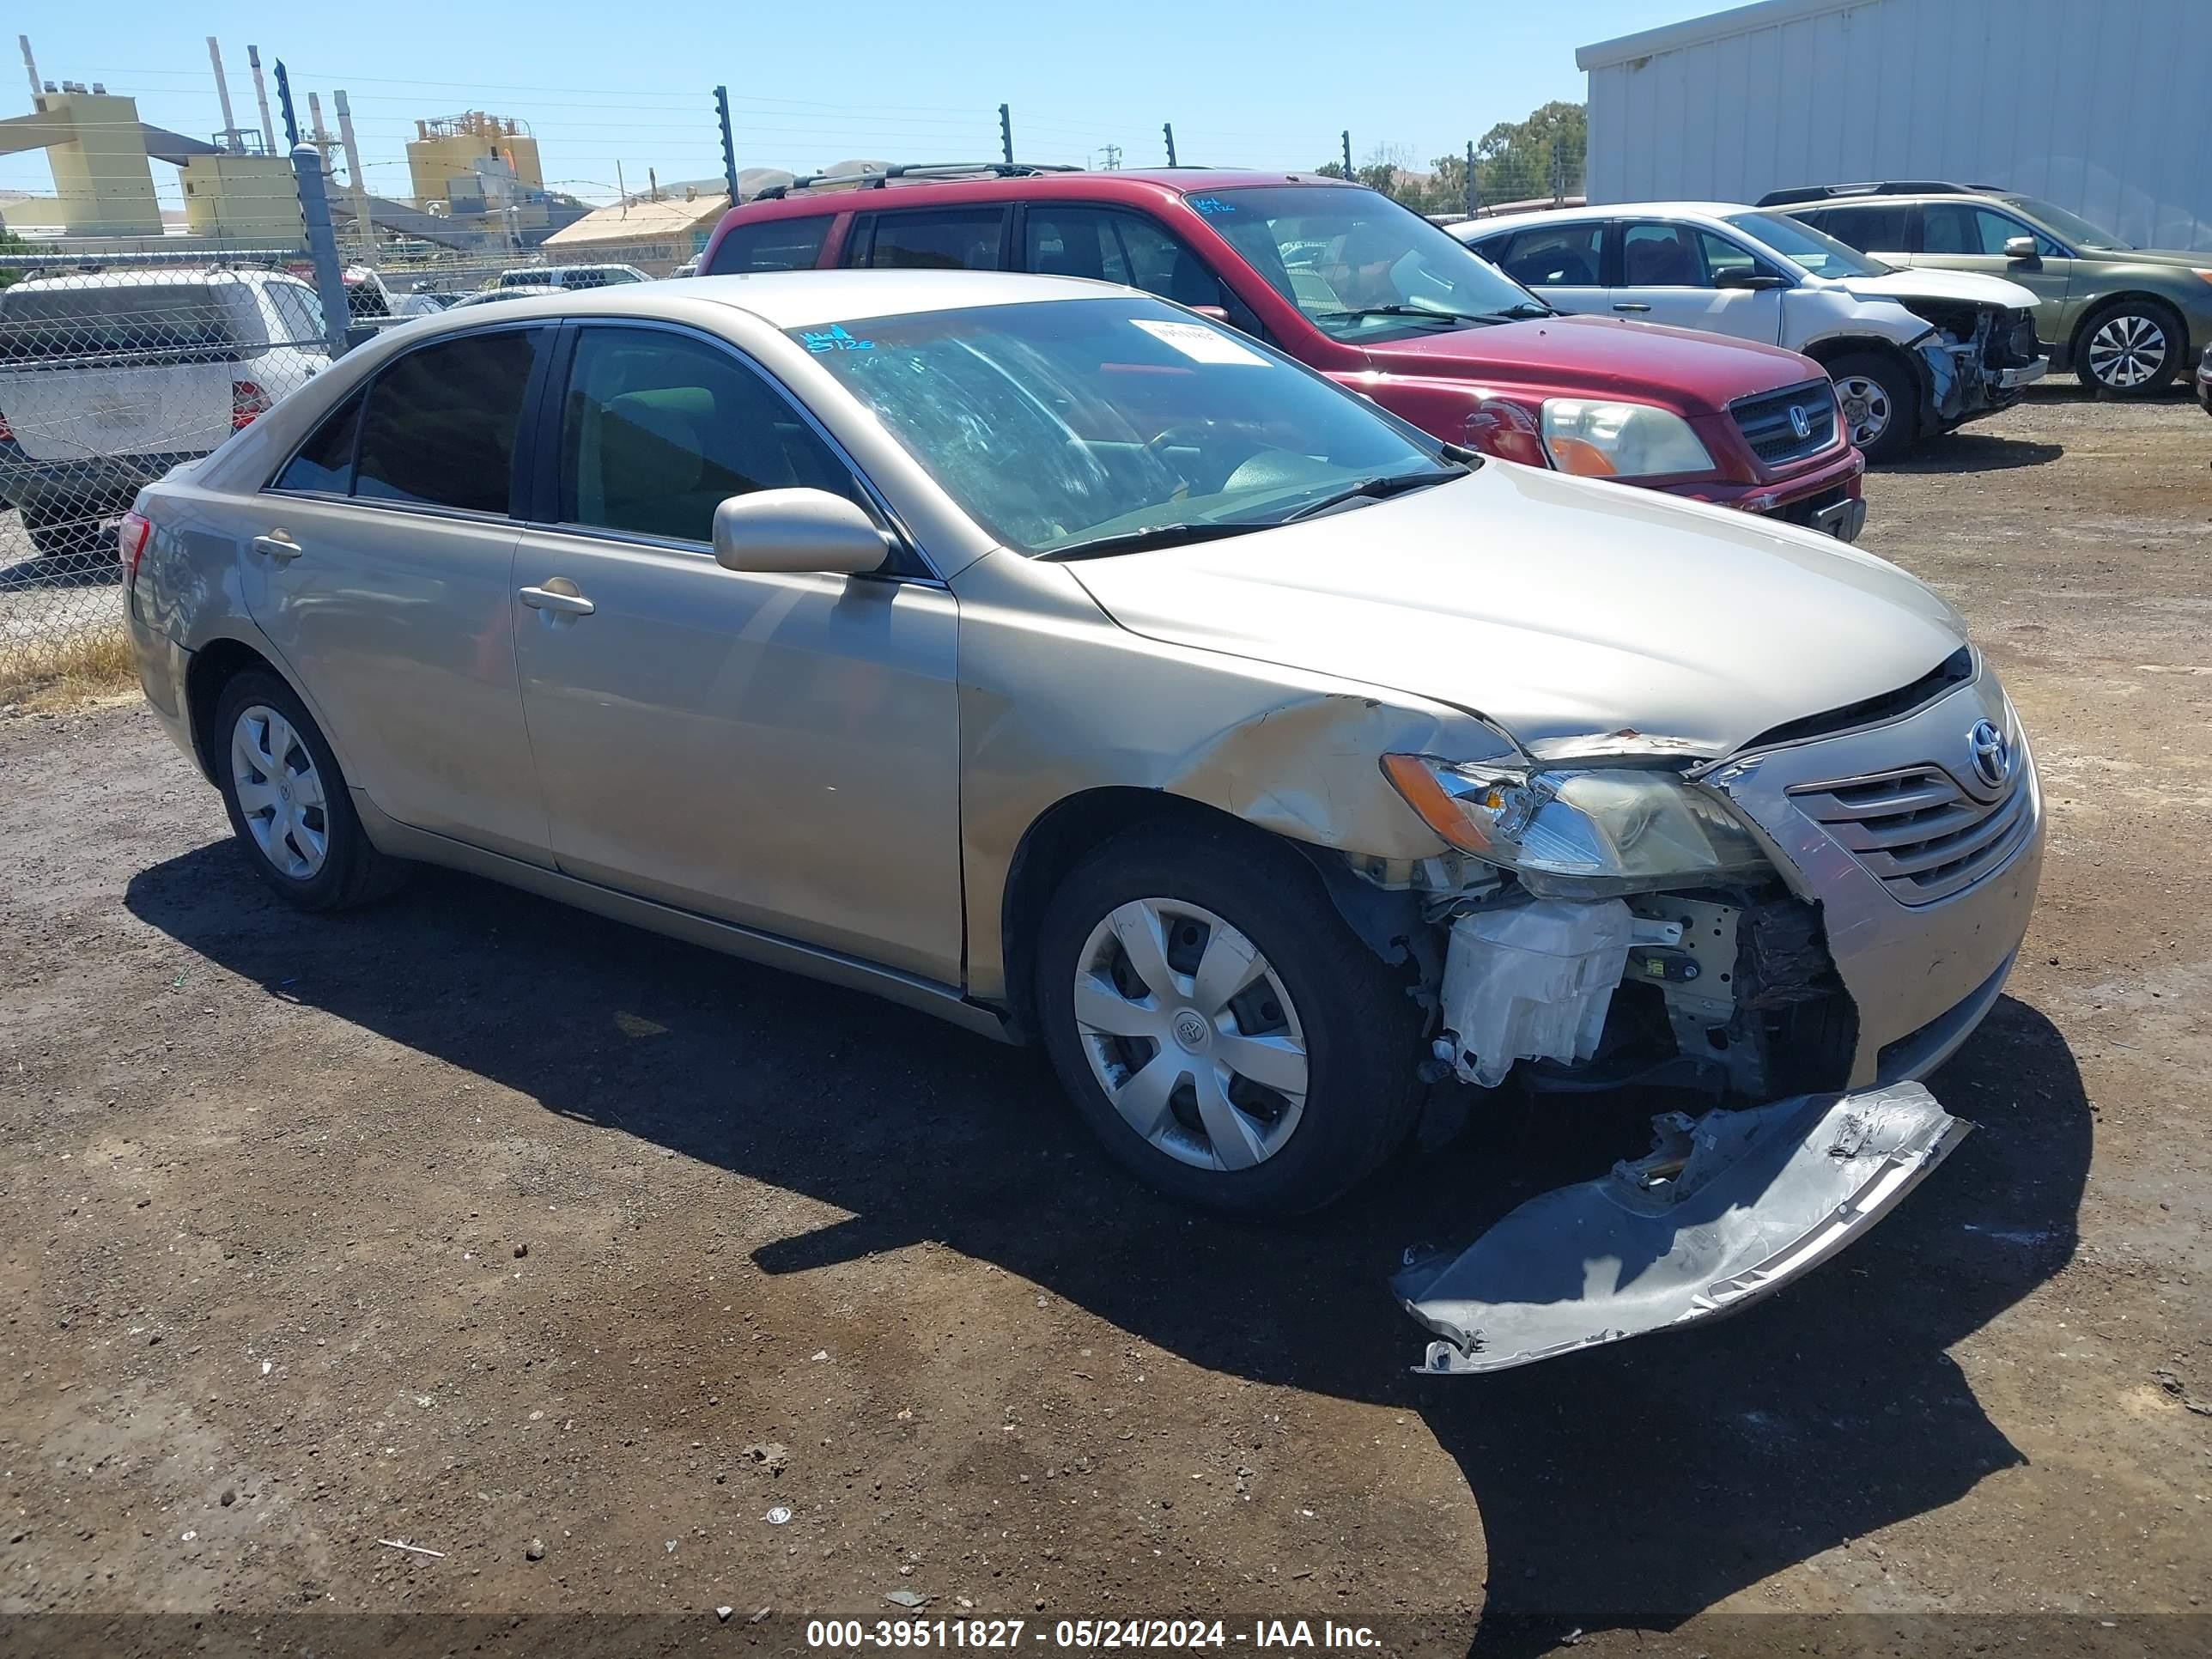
[1382,754,1771,896]
[1540,398,1716,479]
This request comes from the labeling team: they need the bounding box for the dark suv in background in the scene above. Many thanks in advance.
[1764,181,2212,399]
[701,164,1869,539]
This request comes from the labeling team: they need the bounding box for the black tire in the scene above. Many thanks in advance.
[2074,299,2184,398]
[1826,349,1919,463]
[212,669,408,912]
[21,501,110,562]
[1033,824,1423,1216]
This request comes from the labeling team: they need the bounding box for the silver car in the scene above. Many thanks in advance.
[123,271,2043,1371]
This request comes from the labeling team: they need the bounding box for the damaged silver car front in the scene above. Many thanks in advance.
[1395,1084,1970,1373]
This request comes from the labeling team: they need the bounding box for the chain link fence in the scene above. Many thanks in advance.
[0,252,331,684]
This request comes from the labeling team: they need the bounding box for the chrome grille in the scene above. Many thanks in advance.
[1790,765,2032,906]
[1730,379,1838,466]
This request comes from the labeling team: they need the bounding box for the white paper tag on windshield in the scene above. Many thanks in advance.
[1131,319,1267,367]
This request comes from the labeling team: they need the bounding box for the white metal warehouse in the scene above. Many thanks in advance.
[1578,0,2212,251]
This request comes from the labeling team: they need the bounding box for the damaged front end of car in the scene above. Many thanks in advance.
[1909,302,2048,430]
[1357,668,2037,1372]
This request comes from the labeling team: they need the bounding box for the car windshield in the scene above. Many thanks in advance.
[795,296,1464,557]
[2002,196,2131,252]
[1187,185,1547,343]
[1725,211,1893,277]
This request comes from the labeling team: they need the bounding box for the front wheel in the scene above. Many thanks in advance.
[213,670,407,911]
[1033,825,1423,1215]
[1826,350,1919,463]
[2075,301,2183,398]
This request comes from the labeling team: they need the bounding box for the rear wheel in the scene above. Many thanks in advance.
[2075,300,2183,398]
[1033,825,1423,1215]
[213,670,407,911]
[1826,350,1918,462]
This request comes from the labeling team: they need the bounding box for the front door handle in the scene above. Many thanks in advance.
[519,581,595,617]
[252,532,303,563]
[1613,302,1651,313]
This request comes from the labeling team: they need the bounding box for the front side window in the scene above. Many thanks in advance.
[2000,196,2125,252]
[795,296,1461,556]
[708,216,833,275]
[354,328,549,514]
[856,210,1006,271]
[1621,222,1716,286]
[559,325,855,544]
[1922,203,2065,258]
[1191,185,1542,342]
[1024,206,1233,313]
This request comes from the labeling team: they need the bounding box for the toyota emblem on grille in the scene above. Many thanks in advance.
[1968,719,2012,790]
[1788,404,1812,441]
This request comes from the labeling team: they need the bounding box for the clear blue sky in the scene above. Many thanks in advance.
[8,1,1711,207]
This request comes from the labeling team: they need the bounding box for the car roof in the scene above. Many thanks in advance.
[430,269,1126,330]
[717,168,1357,223]
[1465,202,1767,234]
[4,266,296,291]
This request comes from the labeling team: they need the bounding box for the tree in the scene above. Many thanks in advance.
[1310,103,1585,215]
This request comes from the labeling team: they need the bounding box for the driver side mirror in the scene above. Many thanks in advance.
[712,488,892,577]
[1715,268,1788,290]
[2002,235,2040,262]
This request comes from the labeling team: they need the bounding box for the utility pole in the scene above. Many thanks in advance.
[1464,137,1477,217]
[714,85,738,204]
[1099,143,1120,170]
[273,59,300,149]
[1162,122,1176,167]
[333,90,374,263]
[998,103,1013,166]
[1340,130,1352,177]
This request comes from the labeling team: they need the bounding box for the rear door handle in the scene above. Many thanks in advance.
[252,532,303,563]
[519,583,595,617]
[1613,302,1651,313]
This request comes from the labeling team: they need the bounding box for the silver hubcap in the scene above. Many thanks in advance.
[1072,898,1309,1173]
[230,704,328,879]
[1833,374,1893,447]
[2087,313,2166,389]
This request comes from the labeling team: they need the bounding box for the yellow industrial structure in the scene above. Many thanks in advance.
[0,87,162,236]
[179,149,301,243]
[406,112,544,220]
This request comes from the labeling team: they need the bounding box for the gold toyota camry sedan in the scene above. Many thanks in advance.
[121,271,2042,1372]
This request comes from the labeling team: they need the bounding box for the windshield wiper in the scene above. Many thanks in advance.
[1037,520,1274,562]
[1480,300,1556,319]
[1279,468,1463,523]
[1316,304,1497,326]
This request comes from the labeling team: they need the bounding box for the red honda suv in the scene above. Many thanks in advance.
[697,166,1867,538]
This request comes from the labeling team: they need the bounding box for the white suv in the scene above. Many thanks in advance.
[1458,204,2046,459]
[0,268,331,560]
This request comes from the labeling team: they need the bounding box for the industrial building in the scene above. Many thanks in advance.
[407,112,545,228]
[1578,0,2212,251]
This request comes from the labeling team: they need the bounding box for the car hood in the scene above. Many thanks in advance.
[1363,313,1820,414]
[2089,246,2212,270]
[1064,461,1966,759]
[1826,267,2039,311]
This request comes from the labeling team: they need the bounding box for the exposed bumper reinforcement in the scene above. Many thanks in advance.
[1394,1082,1970,1375]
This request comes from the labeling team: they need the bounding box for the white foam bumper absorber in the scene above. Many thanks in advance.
[1437,897,1634,1087]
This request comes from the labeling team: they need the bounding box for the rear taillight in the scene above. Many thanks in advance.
[118,511,151,594]
[231,380,271,429]
[1464,397,1549,469]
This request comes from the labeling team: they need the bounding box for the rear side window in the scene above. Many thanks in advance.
[707,216,833,275]
[354,328,549,514]
[1814,203,1910,252]
[854,209,1006,270]
[263,282,324,348]
[0,281,238,364]
[272,392,363,494]
[1492,224,1604,288]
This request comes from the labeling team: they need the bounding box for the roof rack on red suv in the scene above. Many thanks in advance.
[755,161,1084,202]
[1755,181,2008,206]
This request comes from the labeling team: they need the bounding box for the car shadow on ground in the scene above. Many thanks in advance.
[126,846,2090,1655]
[1886,433,2065,474]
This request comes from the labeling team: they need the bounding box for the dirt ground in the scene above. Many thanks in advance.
[3,388,2209,1658]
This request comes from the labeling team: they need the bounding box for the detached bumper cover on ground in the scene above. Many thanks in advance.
[1395,1083,1970,1374]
